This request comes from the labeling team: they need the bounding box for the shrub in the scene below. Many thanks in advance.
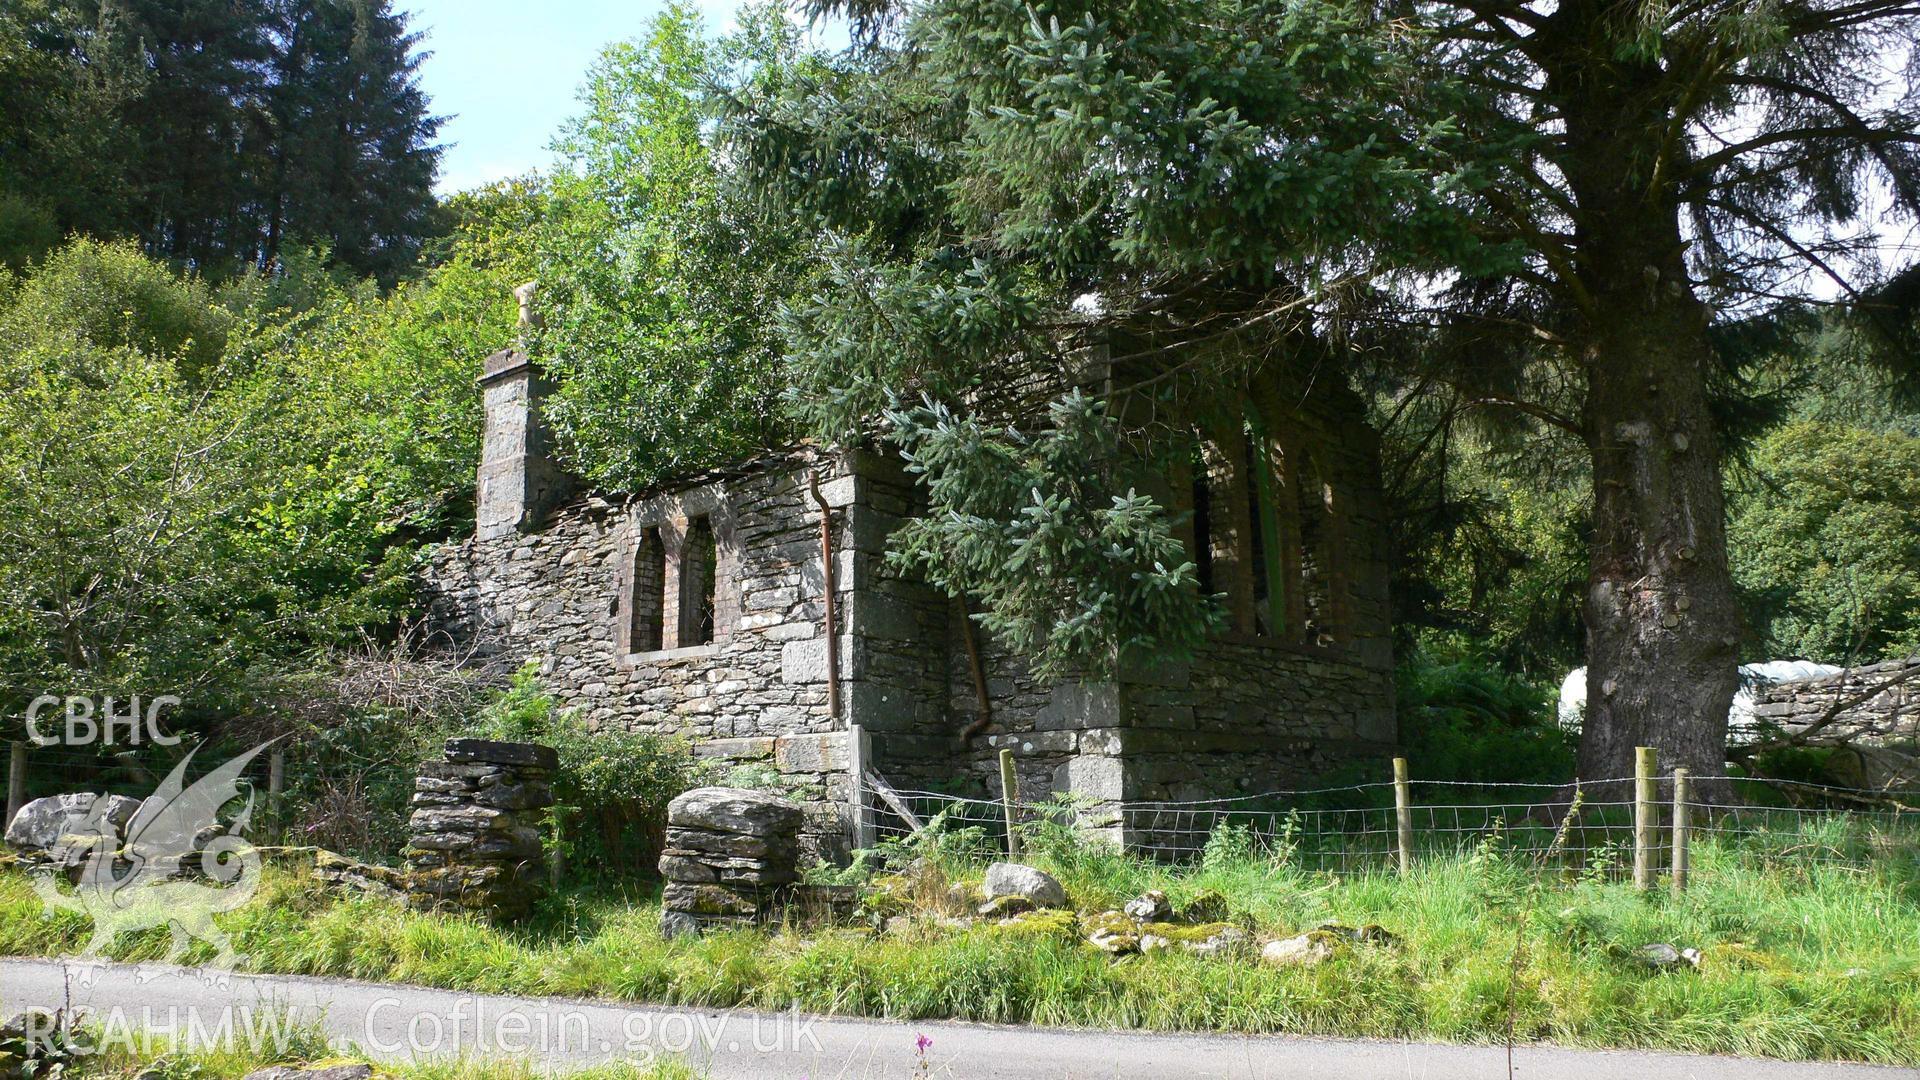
[469,664,718,873]
[1395,646,1572,788]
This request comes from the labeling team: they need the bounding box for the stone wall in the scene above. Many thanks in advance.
[1749,661,1920,790]
[404,738,556,920]
[658,787,803,937]
[422,448,949,862]
[477,351,574,542]
[1749,659,1920,743]
[1751,657,1912,737]
[867,631,1395,813]
[864,360,1399,807]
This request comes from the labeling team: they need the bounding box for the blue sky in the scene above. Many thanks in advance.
[398,0,743,193]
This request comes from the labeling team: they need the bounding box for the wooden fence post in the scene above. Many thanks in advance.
[1670,766,1691,896]
[1393,756,1414,876]
[847,725,875,852]
[5,741,25,831]
[999,748,1021,858]
[266,748,285,842]
[1634,746,1658,891]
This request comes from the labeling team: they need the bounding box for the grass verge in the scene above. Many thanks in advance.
[2,824,1916,1067]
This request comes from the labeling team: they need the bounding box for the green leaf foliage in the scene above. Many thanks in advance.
[884,392,1217,678]
[1732,421,1920,663]
[716,0,1513,673]
[468,664,720,867]
[0,212,517,721]
[0,241,266,714]
[532,4,811,493]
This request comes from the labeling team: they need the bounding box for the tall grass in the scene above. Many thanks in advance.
[3,830,1916,1066]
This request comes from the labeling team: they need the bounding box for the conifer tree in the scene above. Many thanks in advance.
[0,0,440,279]
[732,0,1920,782]
[261,0,441,283]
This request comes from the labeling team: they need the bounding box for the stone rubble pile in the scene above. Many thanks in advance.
[404,738,556,921]
[659,787,803,937]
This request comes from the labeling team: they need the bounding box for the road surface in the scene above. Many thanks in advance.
[2,957,1912,1079]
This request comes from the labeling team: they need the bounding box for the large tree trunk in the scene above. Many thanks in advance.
[1578,272,1742,791]
[1559,21,1758,795]
[1556,37,1744,794]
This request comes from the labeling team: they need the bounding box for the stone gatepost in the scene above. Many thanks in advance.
[404,738,557,921]
[658,787,802,937]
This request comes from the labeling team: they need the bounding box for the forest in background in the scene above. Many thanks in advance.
[2,1,1918,789]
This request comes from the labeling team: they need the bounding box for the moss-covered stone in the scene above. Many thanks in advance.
[1125,921,1252,956]
[943,879,984,915]
[1175,889,1228,923]
[1138,920,1234,943]
[978,894,1033,917]
[989,908,1078,940]
[1084,910,1141,954]
[1316,921,1398,947]
[1260,930,1341,967]
[858,873,916,919]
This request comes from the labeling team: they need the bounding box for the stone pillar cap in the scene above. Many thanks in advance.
[443,738,559,770]
[478,348,537,386]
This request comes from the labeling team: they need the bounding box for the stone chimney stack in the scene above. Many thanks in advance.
[476,282,573,540]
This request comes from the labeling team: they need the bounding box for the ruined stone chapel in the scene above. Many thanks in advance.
[423,337,1399,859]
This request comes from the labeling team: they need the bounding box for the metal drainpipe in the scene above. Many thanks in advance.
[808,471,841,722]
[957,594,994,745]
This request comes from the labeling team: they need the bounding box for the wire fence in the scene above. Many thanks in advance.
[861,771,1920,880]
[12,736,1919,884]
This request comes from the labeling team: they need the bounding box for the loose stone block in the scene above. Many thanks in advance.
[667,787,804,836]
[444,738,560,771]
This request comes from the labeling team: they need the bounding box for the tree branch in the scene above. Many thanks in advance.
[1688,124,1920,179]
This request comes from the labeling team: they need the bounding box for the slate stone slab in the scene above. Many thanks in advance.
[443,738,558,771]
[664,827,782,859]
[666,787,803,836]
[661,881,782,917]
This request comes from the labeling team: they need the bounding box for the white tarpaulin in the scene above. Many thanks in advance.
[1556,660,1845,740]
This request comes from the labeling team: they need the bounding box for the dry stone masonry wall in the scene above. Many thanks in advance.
[1749,659,1920,742]
[659,786,803,937]
[422,448,942,863]
[404,738,556,920]
[1750,660,1920,789]
[421,348,1400,860]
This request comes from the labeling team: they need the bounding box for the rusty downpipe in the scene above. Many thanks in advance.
[957,594,994,746]
[808,471,841,723]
